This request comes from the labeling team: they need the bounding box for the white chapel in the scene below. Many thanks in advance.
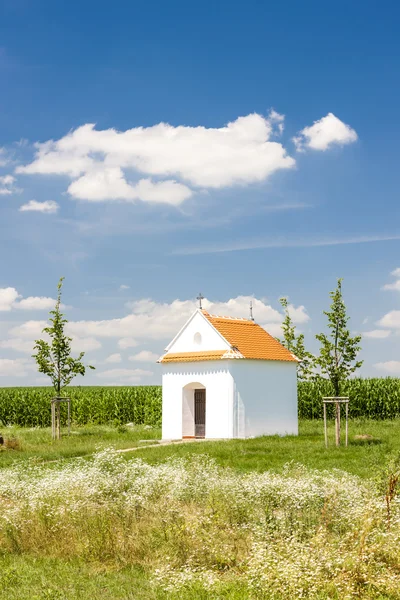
[159,307,299,440]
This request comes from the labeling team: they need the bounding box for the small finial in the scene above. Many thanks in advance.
[196,292,204,310]
[249,300,255,321]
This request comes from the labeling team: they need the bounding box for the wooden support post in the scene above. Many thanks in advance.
[323,397,349,449]
[51,400,55,440]
[56,402,60,440]
[67,399,71,436]
[335,402,339,447]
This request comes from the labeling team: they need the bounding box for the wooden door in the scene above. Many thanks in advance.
[194,389,206,438]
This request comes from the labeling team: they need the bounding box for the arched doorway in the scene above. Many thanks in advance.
[182,382,206,438]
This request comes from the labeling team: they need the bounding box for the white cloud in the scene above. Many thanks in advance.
[0,174,17,195]
[104,353,122,364]
[0,287,21,311]
[377,311,400,329]
[17,113,295,205]
[9,320,47,338]
[129,350,159,363]
[0,358,30,377]
[293,113,358,152]
[70,337,101,353]
[287,303,310,325]
[13,296,307,347]
[5,296,309,365]
[0,289,59,312]
[382,268,400,291]
[15,296,56,310]
[118,337,139,349]
[96,368,153,384]
[0,148,9,167]
[19,200,59,214]
[2,327,100,355]
[363,329,391,339]
[68,169,192,205]
[0,338,36,354]
[374,361,400,375]
[262,322,286,338]
[119,284,130,291]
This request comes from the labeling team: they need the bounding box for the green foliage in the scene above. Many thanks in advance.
[32,277,95,394]
[279,297,314,380]
[315,279,362,396]
[1,379,400,428]
[298,377,400,419]
[0,386,162,427]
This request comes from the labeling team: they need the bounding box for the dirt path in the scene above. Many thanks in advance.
[115,438,212,453]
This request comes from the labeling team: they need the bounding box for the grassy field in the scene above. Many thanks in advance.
[0,424,161,468]
[1,421,400,599]
[1,419,400,478]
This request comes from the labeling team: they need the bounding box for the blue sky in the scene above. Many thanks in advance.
[0,0,399,385]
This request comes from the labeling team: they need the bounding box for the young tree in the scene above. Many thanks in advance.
[315,278,362,396]
[279,297,314,380]
[33,277,95,395]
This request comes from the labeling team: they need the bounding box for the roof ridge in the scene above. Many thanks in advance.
[206,313,254,322]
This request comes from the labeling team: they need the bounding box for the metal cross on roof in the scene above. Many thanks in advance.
[249,300,255,321]
[196,293,204,309]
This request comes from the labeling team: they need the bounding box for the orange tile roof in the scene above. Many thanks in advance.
[160,350,227,363]
[203,311,298,362]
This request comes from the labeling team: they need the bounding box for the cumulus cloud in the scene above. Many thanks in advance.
[382,268,400,291]
[374,361,400,375]
[104,353,122,364]
[0,358,31,377]
[118,337,139,349]
[0,338,36,354]
[8,297,309,356]
[70,337,101,353]
[0,287,21,311]
[293,113,358,152]
[0,148,9,167]
[0,289,59,312]
[19,200,59,213]
[363,329,391,339]
[0,174,16,195]
[376,311,400,329]
[16,112,295,205]
[129,350,159,363]
[9,320,47,338]
[119,284,130,291]
[15,296,57,310]
[68,169,192,205]
[96,368,153,384]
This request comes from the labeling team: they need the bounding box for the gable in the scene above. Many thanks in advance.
[166,310,231,354]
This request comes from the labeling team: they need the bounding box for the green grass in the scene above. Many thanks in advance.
[1,419,400,478]
[0,424,161,468]
[1,421,400,598]
[0,555,257,600]
[128,419,400,479]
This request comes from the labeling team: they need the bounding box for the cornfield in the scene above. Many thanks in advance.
[0,386,162,427]
[0,378,399,427]
[298,378,400,420]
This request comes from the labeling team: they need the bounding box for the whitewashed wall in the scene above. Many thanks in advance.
[229,360,298,437]
[162,362,234,439]
[167,311,230,353]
